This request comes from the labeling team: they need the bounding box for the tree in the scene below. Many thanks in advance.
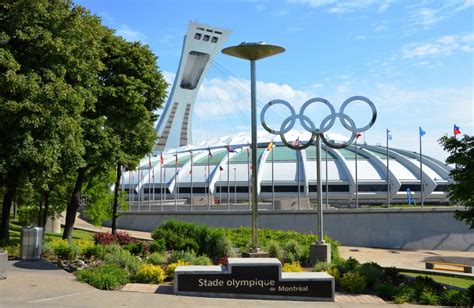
[97,35,167,234]
[439,134,474,228]
[0,0,101,240]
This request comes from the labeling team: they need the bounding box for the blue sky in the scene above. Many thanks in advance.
[75,0,473,161]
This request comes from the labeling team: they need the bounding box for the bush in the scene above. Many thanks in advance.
[357,262,384,289]
[282,262,303,272]
[76,263,129,290]
[166,261,191,280]
[325,268,341,284]
[42,241,55,259]
[146,252,167,265]
[135,264,165,284]
[93,232,117,245]
[468,284,474,306]
[419,289,440,305]
[440,289,470,306]
[124,242,145,256]
[393,285,415,304]
[53,241,78,260]
[115,232,135,246]
[267,240,284,261]
[149,239,165,254]
[283,240,304,263]
[104,248,141,275]
[340,272,367,294]
[82,245,104,259]
[375,282,398,300]
[192,255,212,265]
[313,262,333,272]
[74,239,94,251]
[168,250,196,264]
[410,276,441,298]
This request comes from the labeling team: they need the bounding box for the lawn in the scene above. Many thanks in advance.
[400,271,474,289]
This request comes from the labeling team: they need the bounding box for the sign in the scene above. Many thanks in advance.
[174,258,334,301]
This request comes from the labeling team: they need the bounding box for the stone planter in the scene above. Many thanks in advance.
[0,248,7,279]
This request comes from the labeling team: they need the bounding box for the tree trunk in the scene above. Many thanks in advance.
[111,163,122,235]
[37,200,43,227]
[41,189,50,229]
[62,168,87,240]
[0,172,19,241]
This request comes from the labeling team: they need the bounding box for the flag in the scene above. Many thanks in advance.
[291,137,300,147]
[266,140,273,151]
[219,166,224,171]
[225,144,236,152]
[148,156,152,168]
[246,146,250,157]
[189,169,192,175]
[454,124,461,136]
[387,129,392,140]
[174,153,179,165]
[419,127,426,137]
[208,148,213,157]
[160,153,164,165]
[356,133,362,139]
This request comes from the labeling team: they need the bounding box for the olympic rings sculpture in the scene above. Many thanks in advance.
[260,96,377,150]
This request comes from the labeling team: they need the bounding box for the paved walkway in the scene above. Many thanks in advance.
[0,260,396,307]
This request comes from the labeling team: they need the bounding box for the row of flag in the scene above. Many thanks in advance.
[418,124,461,137]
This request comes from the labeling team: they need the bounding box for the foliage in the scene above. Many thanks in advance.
[166,261,191,280]
[81,245,104,259]
[76,263,129,290]
[418,289,440,305]
[17,206,40,226]
[439,134,474,228]
[74,239,95,251]
[103,248,140,275]
[334,257,360,275]
[282,240,304,263]
[282,262,303,272]
[134,264,165,284]
[375,282,398,300]
[52,240,79,260]
[93,232,117,245]
[440,289,470,306]
[468,284,474,306]
[357,262,384,289]
[410,276,442,298]
[192,255,213,265]
[313,262,334,272]
[149,239,165,254]
[168,250,196,264]
[266,240,284,261]
[325,268,341,284]
[340,272,367,294]
[115,231,135,245]
[81,169,115,226]
[146,252,168,266]
[393,285,415,304]
[124,241,146,256]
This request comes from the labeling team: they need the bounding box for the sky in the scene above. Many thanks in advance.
[75,0,473,161]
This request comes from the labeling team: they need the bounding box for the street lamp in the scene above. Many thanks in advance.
[222,42,285,253]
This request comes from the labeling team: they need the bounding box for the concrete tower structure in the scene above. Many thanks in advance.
[155,22,231,152]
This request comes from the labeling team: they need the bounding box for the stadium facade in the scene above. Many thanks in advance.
[122,22,452,208]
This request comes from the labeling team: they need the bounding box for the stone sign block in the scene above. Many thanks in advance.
[174,258,334,301]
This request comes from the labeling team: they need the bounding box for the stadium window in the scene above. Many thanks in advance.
[399,184,421,192]
[357,185,388,192]
[203,35,210,41]
[215,31,223,34]
[211,36,218,43]
[433,185,448,192]
[194,33,202,40]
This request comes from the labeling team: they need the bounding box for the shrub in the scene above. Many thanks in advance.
[418,289,440,305]
[149,239,165,254]
[192,255,212,265]
[146,252,167,265]
[76,263,129,290]
[103,244,122,255]
[166,261,191,280]
[53,241,78,260]
[211,235,234,259]
[5,244,19,259]
[135,264,165,284]
[340,272,367,294]
[357,262,384,289]
[313,262,333,272]
[168,250,196,264]
[393,285,415,304]
[124,242,145,256]
[283,240,304,263]
[440,289,470,306]
[282,262,303,272]
[104,248,141,275]
[93,232,117,245]
[74,239,94,251]
[267,240,284,261]
[325,268,341,284]
[375,282,398,300]
[410,276,441,298]
[42,241,55,259]
[115,232,135,246]
[82,245,104,259]
[468,284,474,306]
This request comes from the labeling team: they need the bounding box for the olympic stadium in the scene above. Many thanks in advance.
[121,21,453,210]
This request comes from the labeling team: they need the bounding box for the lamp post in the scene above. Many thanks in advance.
[222,43,285,253]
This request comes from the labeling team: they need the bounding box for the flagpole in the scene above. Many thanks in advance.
[325,144,328,209]
[227,144,230,210]
[148,156,151,212]
[160,158,163,211]
[208,148,211,211]
[247,145,251,210]
[190,151,193,211]
[420,131,424,208]
[138,168,142,212]
[219,168,222,205]
[297,149,300,210]
[152,164,155,206]
[164,168,167,203]
[175,152,178,211]
[272,144,275,211]
[386,129,391,207]
[355,140,359,209]
[128,167,131,208]
[234,167,237,205]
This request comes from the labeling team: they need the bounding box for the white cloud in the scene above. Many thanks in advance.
[409,0,473,29]
[402,33,474,58]
[287,0,394,14]
[256,4,266,12]
[355,35,367,40]
[116,25,146,42]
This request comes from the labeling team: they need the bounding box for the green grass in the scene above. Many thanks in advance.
[400,272,474,289]
[2,216,93,247]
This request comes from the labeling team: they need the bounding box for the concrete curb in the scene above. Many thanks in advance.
[0,248,7,279]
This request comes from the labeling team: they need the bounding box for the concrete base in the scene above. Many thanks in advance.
[309,243,331,265]
[241,251,269,258]
[274,198,310,210]
[0,248,7,279]
[45,213,62,233]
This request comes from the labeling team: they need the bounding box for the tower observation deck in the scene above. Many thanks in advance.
[154,22,231,152]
